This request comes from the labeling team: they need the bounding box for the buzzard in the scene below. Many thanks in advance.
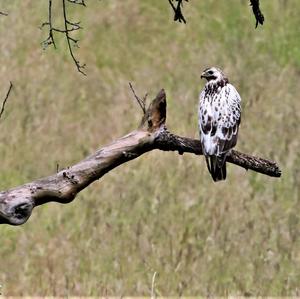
[198,67,241,181]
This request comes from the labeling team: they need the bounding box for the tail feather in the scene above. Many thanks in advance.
[207,155,227,182]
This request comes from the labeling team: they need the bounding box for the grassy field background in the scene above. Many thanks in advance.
[0,0,300,296]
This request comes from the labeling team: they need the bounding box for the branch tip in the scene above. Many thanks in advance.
[250,0,264,28]
[0,81,13,120]
[129,82,147,114]
[41,0,86,74]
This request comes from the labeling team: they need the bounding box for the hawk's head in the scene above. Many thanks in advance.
[201,67,228,88]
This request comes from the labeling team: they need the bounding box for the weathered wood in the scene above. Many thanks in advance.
[0,89,281,226]
[155,131,281,177]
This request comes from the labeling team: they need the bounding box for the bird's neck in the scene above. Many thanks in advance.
[205,78,229,92]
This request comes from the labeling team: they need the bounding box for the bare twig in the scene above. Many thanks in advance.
[41,0,56,49]
[129,82,147,114]
[67,0,86,5]
[62,0,86,75]
[168,0,188,23]
[41,0,86,75]
[167,0,264,27]
[0,89,281,226]
[0,82,13,119]
[250,0,265,28]
[0,11,8,16]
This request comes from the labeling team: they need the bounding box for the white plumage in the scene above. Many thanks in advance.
[198,67,241,181]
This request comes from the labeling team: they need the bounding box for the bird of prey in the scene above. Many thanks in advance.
[198,67,241,181]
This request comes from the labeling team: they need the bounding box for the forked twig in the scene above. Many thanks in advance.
[41,0,86,75]
[62,0,86,75]
[129,82,147,114]
[168,0,188,23]
[41,0,56,48]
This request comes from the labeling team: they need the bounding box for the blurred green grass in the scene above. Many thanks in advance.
[0,0,300,296]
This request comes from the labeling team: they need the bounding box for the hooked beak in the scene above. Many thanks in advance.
[200,71,207,79]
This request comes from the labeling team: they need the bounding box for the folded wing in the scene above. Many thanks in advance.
[199,83,241,156]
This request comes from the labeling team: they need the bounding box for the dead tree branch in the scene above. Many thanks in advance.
[250,0,264,28]
[0,89,281,226]
[168,0,188,23]
[0,11,8,16]
[41,0,56,48]
[167,0,265,27]
[62,0,86,75]
[41,0,86,75]
[0,82,13,119]
[39,1,264,74]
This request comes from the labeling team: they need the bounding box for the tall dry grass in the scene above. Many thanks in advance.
[0,0,299,295]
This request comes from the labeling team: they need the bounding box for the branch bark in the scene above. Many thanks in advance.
[0,89,281,226]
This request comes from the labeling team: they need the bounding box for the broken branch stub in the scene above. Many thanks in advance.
[140,89,166,132]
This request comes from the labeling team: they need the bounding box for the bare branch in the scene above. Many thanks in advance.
[0,89,280,226]
[0,11,8,16]
[0,82,13,120]
[167,0,264,27]
[62,0,86,75]
[41,0,86,75]
[155,131,281,177]
[41,0,57,49]
[168,0,188,24]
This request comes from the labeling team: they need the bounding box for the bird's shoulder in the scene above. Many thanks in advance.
[224,83,242,104]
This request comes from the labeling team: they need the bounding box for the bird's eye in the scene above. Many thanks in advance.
[208,70,214,75]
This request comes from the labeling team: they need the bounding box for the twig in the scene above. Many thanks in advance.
[41,0,56,49]
[167,0,264,27]
[62,0,86,75]
[41,0,86,75]
[67,0,86,5]
[0,11,8,16]
[250,0,265,28]
[168,0,188,23]
[0,82,13,119]
[129,82,147,114]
